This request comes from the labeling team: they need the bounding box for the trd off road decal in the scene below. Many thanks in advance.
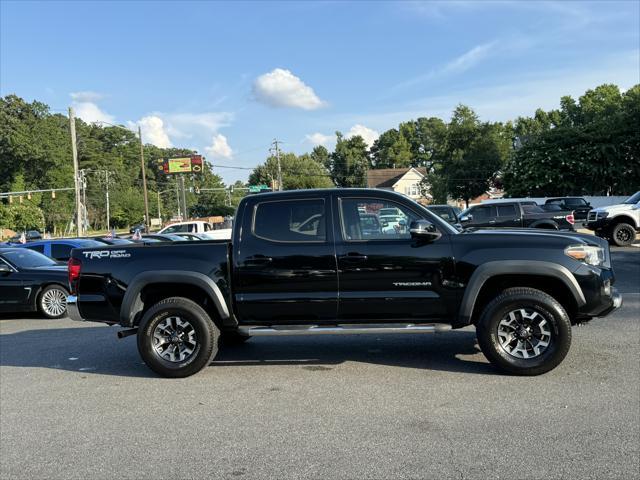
[82,250,131,259]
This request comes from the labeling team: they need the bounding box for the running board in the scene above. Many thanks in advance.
[237,323,452,337]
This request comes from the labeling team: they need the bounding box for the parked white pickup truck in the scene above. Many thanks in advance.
[585,191,640,246]
[158,221,232,240]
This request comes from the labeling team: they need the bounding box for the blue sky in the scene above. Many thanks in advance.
[1,0,639,183]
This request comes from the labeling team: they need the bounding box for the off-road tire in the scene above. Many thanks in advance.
[137,297,219,378]
[610,222,635,247]
[476,287,571,376]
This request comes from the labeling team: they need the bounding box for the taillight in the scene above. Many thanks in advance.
[68,257,81,294]
[565,212,575,225]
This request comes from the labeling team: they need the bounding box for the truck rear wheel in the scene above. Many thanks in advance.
[476,287,571,376]
[137,297,219,378]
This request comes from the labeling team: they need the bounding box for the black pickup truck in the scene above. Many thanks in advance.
[459,201,575,230]
[68,189,621,378]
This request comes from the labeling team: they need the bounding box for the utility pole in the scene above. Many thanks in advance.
[180,175,188,220]
[272,139,283,191]
[80,169,87,231]
[138,126,150,232]
[105,170,111,231]
[69,107,82,237]
[175,180,181,219]
[157,191,161,222]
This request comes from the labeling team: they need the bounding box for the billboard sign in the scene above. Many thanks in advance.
[157,155,204,175]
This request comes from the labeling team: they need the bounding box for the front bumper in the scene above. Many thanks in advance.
[66,295,83,322]
[596,288,623,317]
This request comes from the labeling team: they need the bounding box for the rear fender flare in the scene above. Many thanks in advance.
[457,260,586,325]
[530,220,559,229]
[120,270,231,327]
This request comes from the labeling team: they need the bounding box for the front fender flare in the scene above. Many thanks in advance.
[120,270,231,327]
[457,260,586,325]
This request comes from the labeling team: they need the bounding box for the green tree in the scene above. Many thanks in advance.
[504,84,639,196]
[370,128,413,168]
[249,152,333,190]
[426,105,509,206]
[327,133,369,187]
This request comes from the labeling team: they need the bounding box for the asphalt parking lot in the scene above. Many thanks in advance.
[1,248,639,480]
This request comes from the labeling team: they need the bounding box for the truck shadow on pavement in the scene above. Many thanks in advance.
[0,323,496,378]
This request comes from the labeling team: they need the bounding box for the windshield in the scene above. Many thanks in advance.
[1,249,58,269]
[623,191,640,204]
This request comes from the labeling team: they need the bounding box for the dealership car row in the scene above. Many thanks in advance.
[1,192,638,320]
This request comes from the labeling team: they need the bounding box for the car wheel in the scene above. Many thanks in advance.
[611,223,635,247]
[137,297,219,378]
[476,287,571,376]
[38,284,69,319]
[220,331,251,346]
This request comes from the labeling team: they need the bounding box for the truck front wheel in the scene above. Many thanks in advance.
[476,287,571,376]
[610,222,635,247]
[137,297,219,378]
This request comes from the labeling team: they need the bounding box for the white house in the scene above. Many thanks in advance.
[366,167,429,200]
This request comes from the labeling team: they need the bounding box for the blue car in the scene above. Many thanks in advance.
[9,238,105,262]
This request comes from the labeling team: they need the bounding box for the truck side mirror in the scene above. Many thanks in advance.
[0,263,12,274]
[459,214,472,223]
[409,220,441,241]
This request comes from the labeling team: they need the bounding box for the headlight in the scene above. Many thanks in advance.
[565,245,605,266]
[598,212,609,219]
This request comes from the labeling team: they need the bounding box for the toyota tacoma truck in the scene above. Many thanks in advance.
[67,189,622,378]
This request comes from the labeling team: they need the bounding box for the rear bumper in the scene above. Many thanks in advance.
[66,295,83,322]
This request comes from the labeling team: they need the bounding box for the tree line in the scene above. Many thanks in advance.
[1,83,638,232]
[0,95,233,233]
[249,83,639,205]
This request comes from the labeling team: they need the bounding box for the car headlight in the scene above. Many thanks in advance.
[597,212,609,219]
[565,245,605,266]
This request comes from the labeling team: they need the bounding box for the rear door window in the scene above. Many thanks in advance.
[253,199,325,242]
[497,205,517,217]
[470,206,496,221]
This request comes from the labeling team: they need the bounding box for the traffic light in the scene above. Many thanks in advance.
[27,192,32,200]
[51,191,56,199]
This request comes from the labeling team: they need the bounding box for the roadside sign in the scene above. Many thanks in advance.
[249,185,270,193]
[157,155,204,175]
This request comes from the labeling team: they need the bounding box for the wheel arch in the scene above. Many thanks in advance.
[457,261,586,326]
[609,214,638,229]
[529,220,558,229]
[34,281,69,305]
[120,271,234,328]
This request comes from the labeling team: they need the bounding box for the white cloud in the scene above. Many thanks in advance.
[70,91,104,103]
[253,68,325,110]
[441,42,496,75]
[130,116,172,148]
[345,124,379,148]
[393,41,496,91]
[70,91,115,124]
[205,133,233,159]
[163,112,234,140]
[305,132,332,147]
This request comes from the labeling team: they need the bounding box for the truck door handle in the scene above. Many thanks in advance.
[489,220,496,224]
[245,255,273,266]
[341,252,368,262]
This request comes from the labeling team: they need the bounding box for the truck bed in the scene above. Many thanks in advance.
[71,240,231,325]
